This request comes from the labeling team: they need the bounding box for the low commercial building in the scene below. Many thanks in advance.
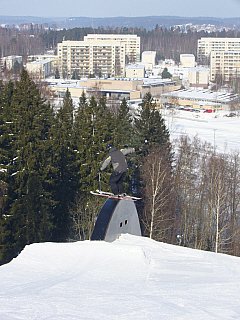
[48,77,181,103]
[161,88,240,110]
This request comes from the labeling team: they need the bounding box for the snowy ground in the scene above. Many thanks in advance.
[1,234,240,320]
[161,109,240,154]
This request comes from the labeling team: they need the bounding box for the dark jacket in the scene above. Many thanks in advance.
[100,147,135,173]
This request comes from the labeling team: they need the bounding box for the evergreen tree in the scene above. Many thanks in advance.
[0,81,15,264]
[112,97,134,147]
[162,67,172,79]
[51,89,78,241]
[1,69,56,262]
[73,93,114,193]
[132,92,172,200]
[134,92,170,154]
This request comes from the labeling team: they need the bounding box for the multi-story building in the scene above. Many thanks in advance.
[26,59,53,79]
[57,34,140,78]
[197,37,240,82]
[84,34,140,63]
[210,51,240,82]
[188,67,209,88]
[180,54,196,68]
[197,37,240,65]
[141,51,156,72]
[1,55,22,70]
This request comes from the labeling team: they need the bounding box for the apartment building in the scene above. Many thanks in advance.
[26,59,53,79]
[210,51,240,82]
[197,37,240,64]
[1,55,22,70]
[141,51,156,71]
[188,67,209,88]
[180,54,196,68]
[84,34,140,63]
[197,37,240,82]
[57,34,140,79]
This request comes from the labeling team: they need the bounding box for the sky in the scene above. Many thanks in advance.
[0,0,240,18]
[1,234,240,319]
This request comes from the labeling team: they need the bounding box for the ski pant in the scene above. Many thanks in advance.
[110,171,126,195]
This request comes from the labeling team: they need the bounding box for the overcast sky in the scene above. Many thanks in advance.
[0,0,239,18]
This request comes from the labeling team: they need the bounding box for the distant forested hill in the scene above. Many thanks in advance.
[0,15,240,30]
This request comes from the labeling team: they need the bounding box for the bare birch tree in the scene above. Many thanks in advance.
[141,146,175,242]
[69,193,103,241]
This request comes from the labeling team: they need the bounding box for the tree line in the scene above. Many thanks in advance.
[1,25,240,62]
[1,70,240,265]
[0,69,171,264]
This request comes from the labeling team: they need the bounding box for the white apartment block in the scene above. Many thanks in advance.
[1,55,22,70]
[57,34,140,78]
[180,54,196,68]
[141,51,156,71]
[197,37,240,65]
[210,51,240,82]
[188,67,209,88]
[26,59,53,79]
[84,34,140,63]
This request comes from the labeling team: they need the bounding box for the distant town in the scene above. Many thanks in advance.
[1,18,240,113]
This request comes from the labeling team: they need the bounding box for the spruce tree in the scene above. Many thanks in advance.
[132,92,172,199]
[112,97,134,147]
[0,81,15,264]
[51,89,78,241]
[134,92,170,154]
[73,93,114,193]
[3,69,56,260]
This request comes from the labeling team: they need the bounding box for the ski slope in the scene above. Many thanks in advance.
[1,234,240,320]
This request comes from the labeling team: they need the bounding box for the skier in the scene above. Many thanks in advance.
[100,144,135,196]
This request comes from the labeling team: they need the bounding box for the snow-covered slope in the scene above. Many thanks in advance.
[1,234,240,320]
[162,109,240,154]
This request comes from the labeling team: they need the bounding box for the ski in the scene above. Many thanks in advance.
[90,190,141,201]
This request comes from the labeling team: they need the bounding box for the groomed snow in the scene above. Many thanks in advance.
[1,234,240,320]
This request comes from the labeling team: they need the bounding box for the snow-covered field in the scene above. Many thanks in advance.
[1,234,240,320]
[161,109,240,154]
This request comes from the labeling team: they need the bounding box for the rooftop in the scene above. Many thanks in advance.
[162,88,240,103]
